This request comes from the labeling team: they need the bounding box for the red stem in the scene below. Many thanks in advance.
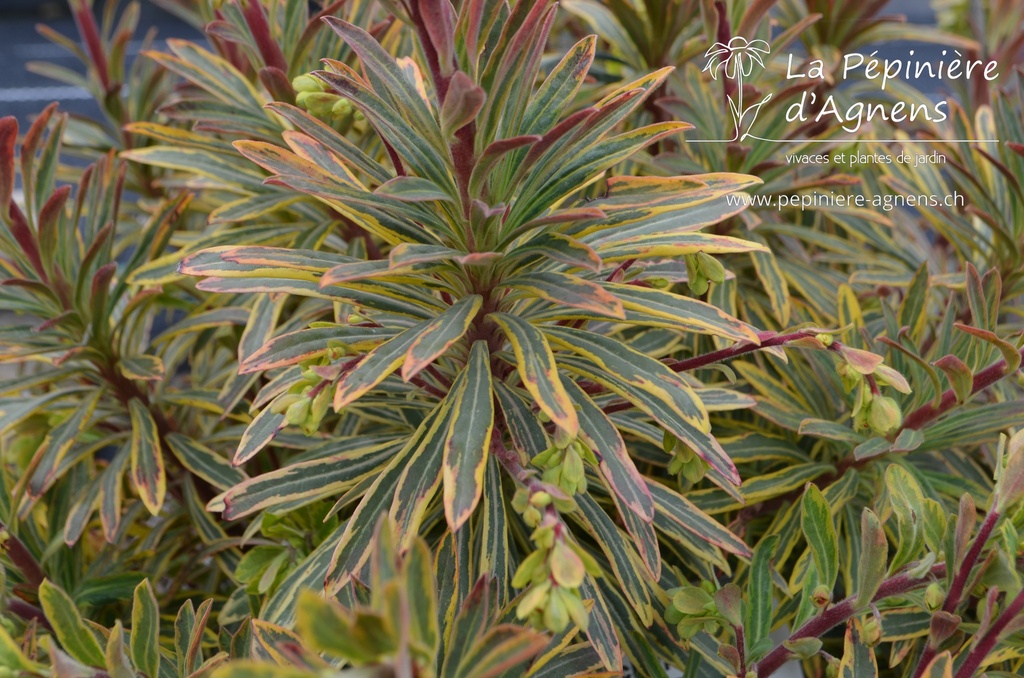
[755,563,947,677]
[898,347,1024,433]
[735,624,747,676]
[944,509,999,615]
[665,330,822,373]
[911,508,1000,678]
[952,586,1024,678]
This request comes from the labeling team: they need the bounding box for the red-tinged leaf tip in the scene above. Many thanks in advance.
[92,262,117,290]
[21,103,59,161]
[240,0,289,73]
[39,184,72,236]
[0,116,16,210]
[417,0,457,77]
[8,202,47,280]
[440,71,486,137]
[70,0,111,91]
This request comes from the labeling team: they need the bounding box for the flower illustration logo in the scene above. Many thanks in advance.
[703,37,770,79]
[702,37,772,141]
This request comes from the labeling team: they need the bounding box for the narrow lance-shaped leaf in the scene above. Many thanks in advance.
[503,271,624,319]
[390,404,453,544]
[128,398,166,516]
[233,404,286,466]
[801,484,838,592]
[241,325,395,374]
[855,509,888,608]
[604,282,759,343]
[745,535,779,660]
[39,579,106,667]
[490,312,578,435]
[334,323,425,409]
[885,465,925,574]
[165,433,248,492]
[131,580,160,678]
[402,295,482,381]
[442,341,495,530]
[564,379,653,521]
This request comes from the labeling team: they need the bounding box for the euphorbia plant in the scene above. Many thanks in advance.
[4,0,1024,676]
[177,0,783,665]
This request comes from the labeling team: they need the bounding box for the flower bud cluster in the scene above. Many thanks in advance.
[665,433,708,485]
[833,345,909,436]
[665,583,723,640]
[269,350,344,435]
[685,251,726,294]
[511,498,600,633]
[532,430,598,498]
[292,74,367,134]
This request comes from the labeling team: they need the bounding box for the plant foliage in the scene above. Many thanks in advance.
[1,0,1023,676]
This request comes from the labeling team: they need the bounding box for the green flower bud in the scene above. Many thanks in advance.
[285,397,311,426]
[549,540,585,588]
[681,454,707,485]
[861,615,881,647]
[303,92,341,118]
[331,97,353,117]
[291,74,323,93]
[310,385,331,422]
[529,491,552,508]
[533,524,556,550]
[562,446,584,488]
[543,589,570,632]
[685,254,709,294]
[867,396,902,435]
[270,393,303,415]
[924,582,945,612]
[696,251,726,284]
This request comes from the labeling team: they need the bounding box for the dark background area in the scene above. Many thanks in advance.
[0,0,199,126]
[1,0,942,129]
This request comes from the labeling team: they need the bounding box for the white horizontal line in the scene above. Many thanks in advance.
[0,86,92,103]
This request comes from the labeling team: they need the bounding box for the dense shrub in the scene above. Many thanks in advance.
[1,0,1023,676]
